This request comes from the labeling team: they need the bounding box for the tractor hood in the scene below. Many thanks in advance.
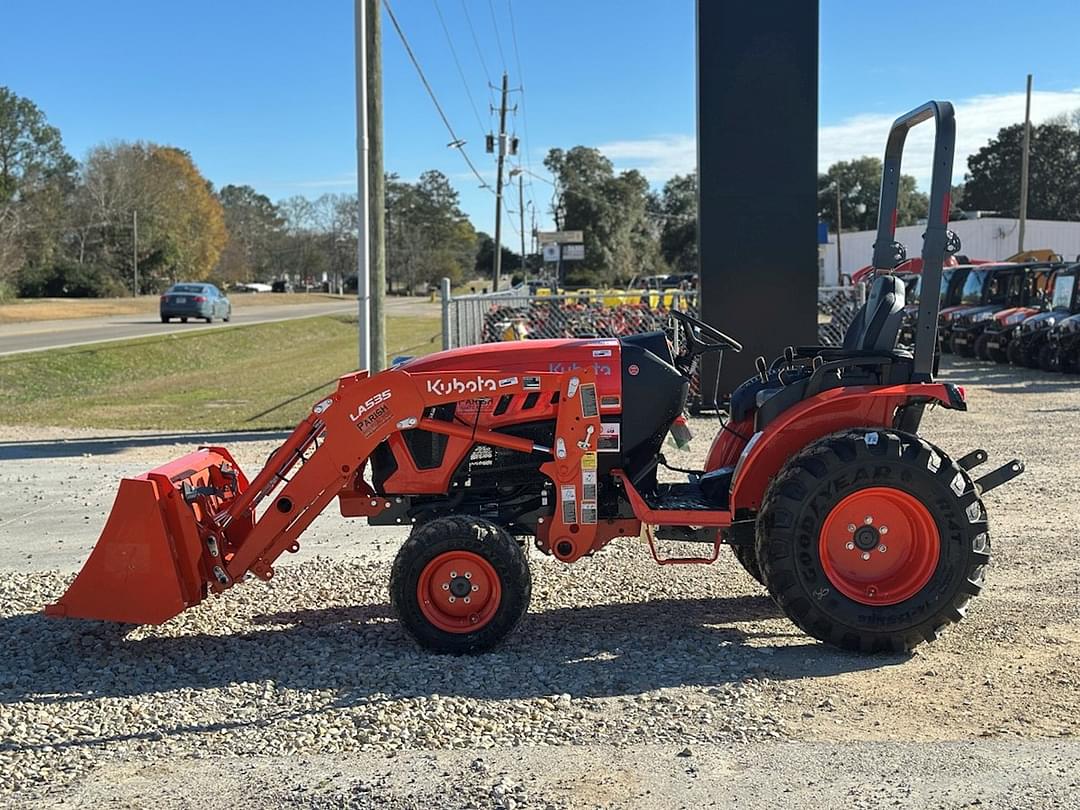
[994,306,1039,325]
[1020,310,1066,332]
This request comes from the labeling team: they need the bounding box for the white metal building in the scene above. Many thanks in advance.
[819,218,1080,284]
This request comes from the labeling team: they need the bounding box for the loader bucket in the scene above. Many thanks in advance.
[45,448,246,625]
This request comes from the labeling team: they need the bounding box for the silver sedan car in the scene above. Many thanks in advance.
[159,283,232,323]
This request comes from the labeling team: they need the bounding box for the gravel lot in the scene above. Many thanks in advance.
[1,356,1079,808]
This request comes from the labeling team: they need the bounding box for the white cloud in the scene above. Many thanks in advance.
[595,134,696,182]
[592,89,1080,190]
[820,89,1080,187]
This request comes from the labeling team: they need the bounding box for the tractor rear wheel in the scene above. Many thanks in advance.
[390,516,530,654]
[756,429,989,653]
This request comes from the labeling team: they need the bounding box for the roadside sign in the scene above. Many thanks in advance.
[538,230,584,244]
[561,243,585,261]
[542,243,560,262]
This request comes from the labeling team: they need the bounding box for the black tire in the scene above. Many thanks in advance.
[731,543,763,585]
[973,333,992,362]
[1038,343,1059,372]
[181,317,188,323]
[390,516,530,654]
[1006,338,1024,366]
[224,310,231,323]
[988,343,1008,364]
[161,316,169,323]
[950,333,973,357]
[205,316,213,324]
[939,333,953,354]
[756,429,990,653]
[1062,353,1079,374]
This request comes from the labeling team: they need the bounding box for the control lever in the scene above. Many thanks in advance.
[755,355,769,384]
[783,346,795,367]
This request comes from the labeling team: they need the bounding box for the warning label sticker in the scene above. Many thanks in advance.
[580,383,598,418]
[582,470,597,501]
[560,484,577,525]
[581,503,597,524]
[523,376,541,390]
[598,422,621,452]
[581,451,597,471]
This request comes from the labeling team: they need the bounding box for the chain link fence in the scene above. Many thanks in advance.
[439,280,866,404]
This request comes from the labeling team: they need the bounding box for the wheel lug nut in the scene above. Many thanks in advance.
[847,523,856,533]
[861,552,871,561]
[463,597,471,604]
[441,583,449,590]
[845,542,855,550]
[471,584,479,591]
[464,572,472,579]
[864,515,874,525]
[879,525,889,535]
[449,571,457,578]
[448,596,456,603]
[878,544,887,553]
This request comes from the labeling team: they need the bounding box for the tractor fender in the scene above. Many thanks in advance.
[728,383,963,512]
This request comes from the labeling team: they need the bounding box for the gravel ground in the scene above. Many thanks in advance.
[1,355,1079,808]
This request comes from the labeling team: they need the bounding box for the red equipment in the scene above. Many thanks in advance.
[48,102,1023,654]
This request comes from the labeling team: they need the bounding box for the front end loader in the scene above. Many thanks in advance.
[48,101,1023,654]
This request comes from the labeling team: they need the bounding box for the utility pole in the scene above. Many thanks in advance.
[835,182,842,279]
[132,209,138,297]
[1018,73,1033,254]
[492,72,510,292]
[366,0,386,371]
[514,170,526,276]
[354,0,371,371]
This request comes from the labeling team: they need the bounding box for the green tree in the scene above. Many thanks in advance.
[962,122,1080,220]
[0,86,77,296]
[543,146,661,286]
[474,231,521,280]
[652,172,697,275]
[817,156,927,233]
[216,184,284,285]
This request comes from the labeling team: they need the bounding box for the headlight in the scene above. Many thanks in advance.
[971,310,994,323]
[1005,312,1027,325]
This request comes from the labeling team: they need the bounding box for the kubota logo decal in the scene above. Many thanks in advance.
[349,389,392,422]
[425,376,498,396]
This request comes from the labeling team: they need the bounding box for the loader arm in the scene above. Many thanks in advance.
[47,366,601,624]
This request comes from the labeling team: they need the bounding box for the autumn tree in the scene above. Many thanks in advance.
[75,142,225,292]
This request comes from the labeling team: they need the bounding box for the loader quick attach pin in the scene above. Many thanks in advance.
[206,536,220,558]
[213,566,229,586]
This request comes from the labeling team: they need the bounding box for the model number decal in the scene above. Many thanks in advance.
[349,389,392,422]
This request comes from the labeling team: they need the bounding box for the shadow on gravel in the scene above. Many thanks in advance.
[0,430,292,461]
[0,595,893,721]
[937,359,1079,393]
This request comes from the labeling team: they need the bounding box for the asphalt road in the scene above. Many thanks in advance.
[0,300,358,356]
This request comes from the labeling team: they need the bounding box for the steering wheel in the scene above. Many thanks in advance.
[669,309,743,356]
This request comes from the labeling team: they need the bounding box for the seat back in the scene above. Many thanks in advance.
[842,275,907,352]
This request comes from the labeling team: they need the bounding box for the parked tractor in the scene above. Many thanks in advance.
[1011,264,1080,369]
[949,262,1059,358]
[46,102,1022,655]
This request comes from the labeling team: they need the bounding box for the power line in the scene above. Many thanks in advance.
[506,0,539,234]
[459,0,494,106]
[487,0,508,72]
[431,0,486,137]
[383,0,493,194]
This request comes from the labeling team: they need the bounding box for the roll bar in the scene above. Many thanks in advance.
[870,101,956,381]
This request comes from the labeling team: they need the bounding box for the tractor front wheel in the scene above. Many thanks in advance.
[974,333,993,362]
[756,429,989,652]
[1038,344,1058,372]
[390,516,531,654]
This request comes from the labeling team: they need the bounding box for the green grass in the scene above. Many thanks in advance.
[0,314,442,431]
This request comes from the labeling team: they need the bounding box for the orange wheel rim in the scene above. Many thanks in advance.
[416,551,501,633]
[819,487,940,606]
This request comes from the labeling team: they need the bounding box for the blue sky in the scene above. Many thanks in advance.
[3,0,1079,237]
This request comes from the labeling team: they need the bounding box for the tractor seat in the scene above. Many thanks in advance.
[729,275,908,423]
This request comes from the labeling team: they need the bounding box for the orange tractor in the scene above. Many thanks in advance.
[48,102,1022,654]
